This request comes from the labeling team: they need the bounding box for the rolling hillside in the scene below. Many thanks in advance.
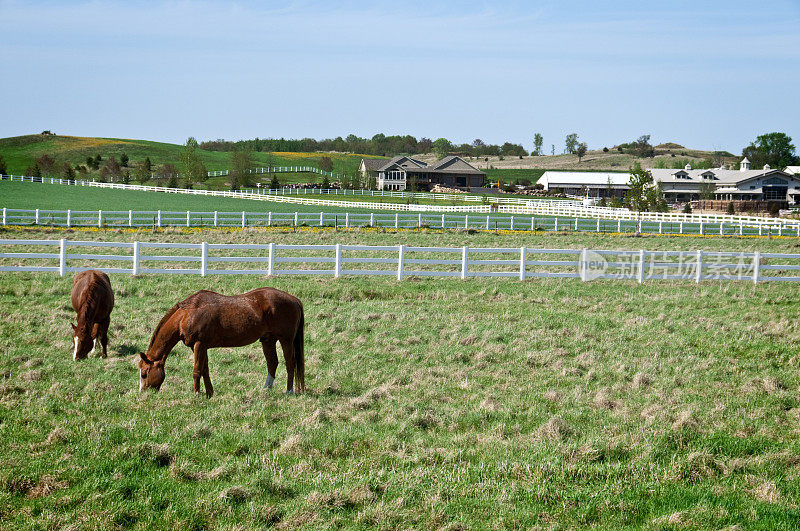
[0,134,378,181]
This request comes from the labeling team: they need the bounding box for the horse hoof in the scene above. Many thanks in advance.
[286,389,294,395]
[265,374,275,389]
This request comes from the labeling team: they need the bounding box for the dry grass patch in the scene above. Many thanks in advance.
[536,416,576,442]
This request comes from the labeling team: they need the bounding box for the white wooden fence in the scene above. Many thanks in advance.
[3,174,799,228]
[2,208,798,237]
[0,238,793,283]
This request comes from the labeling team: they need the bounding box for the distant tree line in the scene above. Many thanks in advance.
[198,134,529,159]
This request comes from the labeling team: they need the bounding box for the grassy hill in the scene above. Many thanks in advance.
[0,134,379,183]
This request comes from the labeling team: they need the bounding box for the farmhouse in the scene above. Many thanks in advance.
[359,156,485,191]
[539,158,800,206]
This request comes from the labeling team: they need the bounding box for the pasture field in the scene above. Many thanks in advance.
[0,181,372,214]
[1,227,800,528]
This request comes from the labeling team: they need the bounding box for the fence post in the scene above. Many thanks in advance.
[214,211,219,227]
[680,221,684,234]
[739,222,743,236]
[617,219,621,233]
[442,214,446,229]
[519,246,526,280]
[575,218,579,231]
[186,211,191,228]
[597,218,601,233]
[200,241,208,276]
[320,212,324,227]
[334,244,341,278]
[418,213,422,228]
[129,210,133,227]
[700,222,704,236]
[753,251,760,284]
[510,216,515,231]
[132,241,140,275]
[695,250,703,283]
[395,213,399,229]
[759,224,763,236]
[638,219,642,233]
[554,218,559,231]
[59,238,67,277]
[242,211,246,228]
[345,213,349,228]
[637,249,645,283]
[397,244,405,280]
[531,216,535,230]
[35,209,39,225]
[266,243,275,276]
[659,221,663,234]
[720,223,724,236]
[579,248,587,281]
[465,214,469,229]
[157,210,162,228]
[461,246,468,280]
[97,210,102,228]
[65,209,71,228]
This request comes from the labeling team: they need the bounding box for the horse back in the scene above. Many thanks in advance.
[71,270,114,319]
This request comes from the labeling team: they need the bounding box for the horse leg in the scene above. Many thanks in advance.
[99,318,110,358]
[192,342,203,395]
[279,338,295,395]
[201,350,213,399]
[261,338,278,389]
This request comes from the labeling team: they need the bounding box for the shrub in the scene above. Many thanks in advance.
[683,203,692,214]
[120,153,129,167]
[726,202,735,215]
[603,147,609,153]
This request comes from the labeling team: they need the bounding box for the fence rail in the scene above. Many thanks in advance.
[2,208,798,237]
[0,238,792,283]
[3,174,799,227]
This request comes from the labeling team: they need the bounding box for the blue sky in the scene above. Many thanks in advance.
[1,0,798,153]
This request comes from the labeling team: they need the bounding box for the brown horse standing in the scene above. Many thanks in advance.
[138,288,305,397]
[70,270,114,360]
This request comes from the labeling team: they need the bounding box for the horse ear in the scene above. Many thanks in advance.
[139,352,152,364]
[71,323,77,332]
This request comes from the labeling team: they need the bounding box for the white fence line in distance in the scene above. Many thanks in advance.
[3,174,797,228]
[1,208,798,238]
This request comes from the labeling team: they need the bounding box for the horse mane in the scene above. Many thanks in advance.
[148,303,181,350]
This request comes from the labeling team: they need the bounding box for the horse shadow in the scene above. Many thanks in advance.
[116,344,140,358]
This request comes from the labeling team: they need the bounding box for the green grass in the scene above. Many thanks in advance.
[0,135,377,180]
[1,227,799,528]
[0,180,373,214]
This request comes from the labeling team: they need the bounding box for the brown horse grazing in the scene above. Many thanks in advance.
[138,288,305,397]
[70,270,114,360]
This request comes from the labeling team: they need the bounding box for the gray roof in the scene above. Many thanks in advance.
[361,158,390,171]
[426,156,485,175]
[648,168,792,185]
[375,156,428,172]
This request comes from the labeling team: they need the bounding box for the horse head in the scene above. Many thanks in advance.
[71,323,94,361]
[138,352,166,391]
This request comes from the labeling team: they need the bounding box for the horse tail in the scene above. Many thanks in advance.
[294,305,305,393]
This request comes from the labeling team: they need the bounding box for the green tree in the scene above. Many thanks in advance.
[0,155,7,176]
[181,137,207,186]
[634,135,654,158]
[576,142,588,162]
[321,175,331,189]
[230,149,254,190]
[144,157,152,174]
[726,202,735,215]
[533,133,543,156]
[699,181,716,200]
[565,133,579,154]
[625,164,661,211]
[742,132,798,169]
[120,153,129,167]
[269,174,280,189]
[433,138,453,159]
[683,203,692,214]
[133,161,150,183]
